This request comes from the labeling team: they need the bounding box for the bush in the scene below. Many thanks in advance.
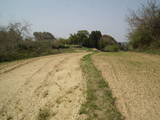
[52,40,69,49]
[103,45,120,52]
[69,45,82,48]
[98,35,118,50]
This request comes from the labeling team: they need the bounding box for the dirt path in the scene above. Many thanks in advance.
[0,52,88,120]
[92,52,160,120]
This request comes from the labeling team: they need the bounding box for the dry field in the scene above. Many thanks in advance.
[0,52,88,120]
[1,51,160,120]
[92,52,160,120]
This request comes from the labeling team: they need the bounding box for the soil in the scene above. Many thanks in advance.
[0,52,88,120]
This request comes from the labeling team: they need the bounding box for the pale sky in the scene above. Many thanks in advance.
[0,0,148,42]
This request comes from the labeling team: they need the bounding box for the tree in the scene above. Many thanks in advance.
[68,30,89,46]
[89,31,102,48]
[77,30,89,46]
[68,30,102,49]
[68,33,79,45]
[99,35,118,50]
[0,22,31,52]
[33,32,55,41]
[127,0,160,49]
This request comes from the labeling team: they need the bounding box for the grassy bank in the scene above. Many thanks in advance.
[0,48,76,63]
[0,46,97,63]
[79,53,123,120]
[138,49,160,55]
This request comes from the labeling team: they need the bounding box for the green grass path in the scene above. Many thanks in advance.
[79,53,123,120]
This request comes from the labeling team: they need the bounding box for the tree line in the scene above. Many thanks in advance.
[1,0,159,62]
[68,30,121,51]
[0,23,65,62]
[68,30,102,49]
[0,22,121,62]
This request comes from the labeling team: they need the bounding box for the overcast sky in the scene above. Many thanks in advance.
[0,0,148,42]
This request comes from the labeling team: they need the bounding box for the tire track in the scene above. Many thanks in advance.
[0,55,59,75]
[0,58,39,75]
[11,55,71,120]
[0,52,88,120]
[0,54,68,120]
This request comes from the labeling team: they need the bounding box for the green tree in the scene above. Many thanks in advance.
[77,30,89,46]
[68,30,89,46]
[68,33,79,45]
[89,31,102,48]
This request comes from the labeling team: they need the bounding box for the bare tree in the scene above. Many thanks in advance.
[0,22,32,53]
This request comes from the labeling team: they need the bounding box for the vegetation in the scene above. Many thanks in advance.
[100,35,120,51]
[68,30,102,48]
[68,30,120,51]
[33,32,56,41]
[128,0,160,51]
[68,30,89,46]
[99,35,117,49]
[88,31,102,48]
[37,108,51,120]
[103,44,120,52]
[0,23,120,62]
[80,53,123,120]
[0,22,71,62]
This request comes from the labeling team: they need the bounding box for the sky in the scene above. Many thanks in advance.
[0,0,148,42]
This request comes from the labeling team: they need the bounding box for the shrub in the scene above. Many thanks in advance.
[98,35,118,50]
[129,29,153,49]
[52,40,69,49]
[103,45,120,52]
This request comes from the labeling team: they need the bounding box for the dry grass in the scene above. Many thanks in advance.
[92,52,160,120]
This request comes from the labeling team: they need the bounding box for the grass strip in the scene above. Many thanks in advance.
[79,53,124,120]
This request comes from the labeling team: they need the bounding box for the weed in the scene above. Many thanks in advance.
[37,108,51,120]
